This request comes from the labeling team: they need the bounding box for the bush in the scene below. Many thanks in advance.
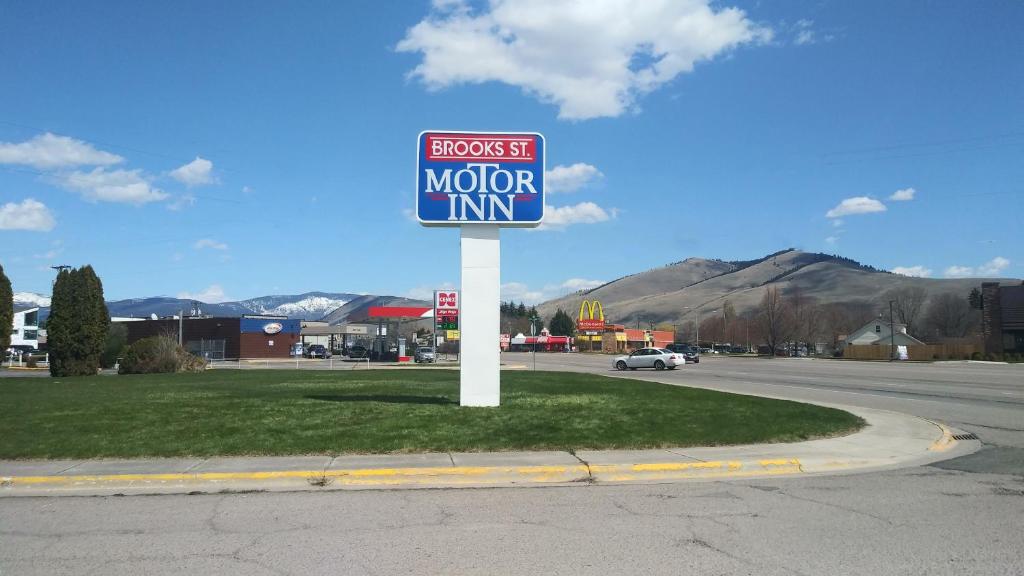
[119,336,207,374]
[971,352,982,360]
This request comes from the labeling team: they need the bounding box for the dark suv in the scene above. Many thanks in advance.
[665,343,700,363]
[304,344,331,359]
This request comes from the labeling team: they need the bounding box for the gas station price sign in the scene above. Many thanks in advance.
[434,290,460,332]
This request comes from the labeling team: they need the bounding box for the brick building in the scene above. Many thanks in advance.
[981,282,1024,354]
[122,315,300,359]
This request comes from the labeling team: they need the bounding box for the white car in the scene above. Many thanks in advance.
[613,348,685,371]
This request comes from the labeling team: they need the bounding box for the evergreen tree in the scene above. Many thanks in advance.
[0,263,12,353]
[549,308,576,337]
[48,266,109,376]
[516,302,527,317]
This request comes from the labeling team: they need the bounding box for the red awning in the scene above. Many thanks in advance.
[368,306,433,319]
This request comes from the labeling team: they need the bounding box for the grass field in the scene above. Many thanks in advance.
[0,370,864,459]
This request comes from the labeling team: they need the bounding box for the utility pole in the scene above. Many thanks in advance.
[889,299,896,361]
[179,309,184,346]
[50,265,71,290]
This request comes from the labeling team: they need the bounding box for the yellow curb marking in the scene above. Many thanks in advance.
[1,459,806,488]
[927,423,957,452]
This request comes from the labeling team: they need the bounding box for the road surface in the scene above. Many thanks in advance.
[2,356,1021,575]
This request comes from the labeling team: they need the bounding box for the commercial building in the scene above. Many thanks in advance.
[982,282,1024,354]
[122,315,300,359]
[9,306,40,349]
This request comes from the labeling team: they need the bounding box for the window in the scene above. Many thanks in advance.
[23,330,38,340]
[875,325,881,333]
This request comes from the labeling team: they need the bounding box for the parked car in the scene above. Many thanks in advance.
[415,347,436,363]
[613,348,685,371]
[665,343,700,363]
[347,345,369,359]
[304,344,331,359]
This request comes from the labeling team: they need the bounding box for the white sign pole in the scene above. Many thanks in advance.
[459,224,500,407]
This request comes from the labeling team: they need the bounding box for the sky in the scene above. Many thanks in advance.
[1,0,1021,304]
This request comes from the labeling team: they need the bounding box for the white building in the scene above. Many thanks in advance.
[840,319,924,350]
[10,306,40,349]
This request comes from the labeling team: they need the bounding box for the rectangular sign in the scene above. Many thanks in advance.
[434,290,460,332]
[446,330,460,340]
[435,290,459,310]
[417,131,545,227]
[576,319,606,331]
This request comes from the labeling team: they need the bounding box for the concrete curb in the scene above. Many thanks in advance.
[1,457,809,496]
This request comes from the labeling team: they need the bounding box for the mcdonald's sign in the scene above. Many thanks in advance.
[576,300,606,331]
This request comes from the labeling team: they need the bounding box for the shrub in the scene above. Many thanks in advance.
[971,352,982,360]
[119,336,207,374]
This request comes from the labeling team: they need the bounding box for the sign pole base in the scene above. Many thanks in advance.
[459,224,500,407]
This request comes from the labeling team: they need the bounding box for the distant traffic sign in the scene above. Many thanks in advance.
[416,131,545,227]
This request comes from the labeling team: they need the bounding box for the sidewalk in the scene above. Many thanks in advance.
[0,404,979,497]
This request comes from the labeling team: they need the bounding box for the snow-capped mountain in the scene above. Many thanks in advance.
[13,291,360,321]
[231,293,354,320]
[13,292,51,308]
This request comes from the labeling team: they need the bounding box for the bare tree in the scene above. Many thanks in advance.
[820,300,876,350]
[758,287,791,356]
[922,293,980,339]
[883,286,928,337]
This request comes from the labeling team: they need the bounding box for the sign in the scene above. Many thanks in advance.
[263,322,283,335]
[576,300,605,332]
[417,131,545,227]
[434,290,460,331]
[897,345,909,360]
[435,291,459,310]
[446,330,460,340]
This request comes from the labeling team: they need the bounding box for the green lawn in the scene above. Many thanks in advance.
[0,370,863,459]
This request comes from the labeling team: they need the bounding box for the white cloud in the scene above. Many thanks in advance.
[194,238,228,251]
[825,196,886,218]
[794,19,815,45]
[824,236,838,245]
[831,219,844,228]
[405,282,457,301]
[892,266,932,278]
[52,167,168,205]
[0,133,123,169]
[167,193,196,211]
[888,187,915,201]
[545,163,603,193]
[33,240,63,259]
[169,156,215,187]
[177,284,229,304]
[978,256,1010,276]
[398,0,772,120]
[943,256,1010,278]
[558,278,605,292]
[501,282,547,304]
[241,185,253,194]
[0,198,56,231]
[538,201,615,230]
[501,277,606,304]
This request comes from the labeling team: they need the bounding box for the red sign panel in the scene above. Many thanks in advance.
[425,134,536,163]
[576,319,606,331]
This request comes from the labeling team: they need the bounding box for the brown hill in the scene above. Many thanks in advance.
[536,249,1014,327]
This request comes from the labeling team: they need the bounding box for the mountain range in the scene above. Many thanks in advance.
[14,249,1018,328]
[14,291,358,322]
[535,249,1017,326]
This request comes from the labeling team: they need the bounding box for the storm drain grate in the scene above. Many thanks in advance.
[952,433,979,441]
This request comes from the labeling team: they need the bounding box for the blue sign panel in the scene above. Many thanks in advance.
[416,131,545,227]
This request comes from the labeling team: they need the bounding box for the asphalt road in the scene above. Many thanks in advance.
[2,357,1022,575]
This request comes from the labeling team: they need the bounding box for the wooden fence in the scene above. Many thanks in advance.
[842,343,979,361]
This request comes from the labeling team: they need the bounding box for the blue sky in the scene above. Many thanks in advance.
[1,0,1021,303]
